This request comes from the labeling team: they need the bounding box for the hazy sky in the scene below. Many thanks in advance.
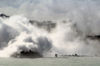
[0,0,100,20]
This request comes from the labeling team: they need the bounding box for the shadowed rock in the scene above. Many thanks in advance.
[29,20,56,32]
[87,35,100,40]
[12,50,42,58]
[0,13,9,18]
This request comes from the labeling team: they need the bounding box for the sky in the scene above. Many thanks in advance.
[0,0,100,20]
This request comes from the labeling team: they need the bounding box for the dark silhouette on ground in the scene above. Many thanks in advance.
[61,54,83,57]
[55,54,58,57]
[12,50,42,58]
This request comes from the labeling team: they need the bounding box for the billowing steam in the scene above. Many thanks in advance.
[0,15,52,58]
[0,14,100,58]
[1,0,100,58]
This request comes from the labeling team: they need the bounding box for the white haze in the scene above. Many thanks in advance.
[0,0,100,57]
[0,15,100,57]
[0,0,100,20]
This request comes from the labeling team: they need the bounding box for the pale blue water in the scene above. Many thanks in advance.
[0,57,100,66]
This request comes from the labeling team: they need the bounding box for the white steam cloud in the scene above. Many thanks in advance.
[0,15,100,57]
[0,0,100,57]
[0,15,52,57]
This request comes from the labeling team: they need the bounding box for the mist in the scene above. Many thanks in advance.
[0,0,100,58]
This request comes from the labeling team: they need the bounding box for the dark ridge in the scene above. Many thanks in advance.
[0,13,9,18]
[61,54,87,57]
[87,35,100,40]
[29,20,56,32]
[0,13,56,32]
[12,50,42,58]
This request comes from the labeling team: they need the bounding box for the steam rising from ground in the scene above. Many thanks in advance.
[0,0,100,58]
[0,15,52,57]
[0,15,100,58]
